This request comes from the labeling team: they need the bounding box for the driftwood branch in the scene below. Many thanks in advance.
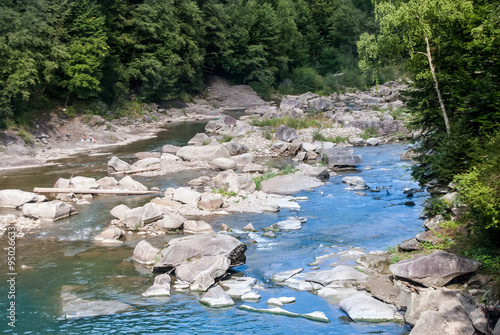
[109,166,160,175]
[33,188,163,195]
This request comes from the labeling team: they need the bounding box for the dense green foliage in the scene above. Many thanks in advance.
[358,0,500,267]
[0,0,379,127]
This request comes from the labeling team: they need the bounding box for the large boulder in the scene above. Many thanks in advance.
[132,240,160,265]
[205,116,252,136]
[107,156,131,173]
[390,250,481,287]
[154,233,246,271]
[280,99,301,112]
[339,292,402,322]
[122,207,145,230]
[231,153,254,166]
[176,145,231,162]
[173,187,202,205]
[110,204,131,221]
[322,148,362,167]
[0,189,41,208]
[22,201,77,220]
[141,203,163,224]
[200,285,234,307]
[274,125,298,143]
[155,208,186,230]
[175,255,231,291]
[54,176,98,189]
[405,289,475,334]
[197,195,223,211]
[211,158,236,170]
[213,170,256,194]
[260,173,324,195]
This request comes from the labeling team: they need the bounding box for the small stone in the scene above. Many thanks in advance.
[267,298,283,307]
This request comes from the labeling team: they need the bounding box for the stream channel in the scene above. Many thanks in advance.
[0,118,426,334]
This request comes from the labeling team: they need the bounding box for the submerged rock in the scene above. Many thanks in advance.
[61,288,133,319]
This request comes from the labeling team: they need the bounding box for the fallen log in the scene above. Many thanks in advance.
[33,188,163,195]
[109,166,160,175]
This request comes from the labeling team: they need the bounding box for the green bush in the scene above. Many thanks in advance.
[423,196,450,219]
[290,67,323,94]
[360,127,378,140]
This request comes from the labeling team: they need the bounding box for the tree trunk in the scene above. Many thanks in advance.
[425,35,451,135]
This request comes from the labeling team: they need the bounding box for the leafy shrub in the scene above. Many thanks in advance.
[290,67,323,94]
[360,127,378,140]
[423,196,450,219]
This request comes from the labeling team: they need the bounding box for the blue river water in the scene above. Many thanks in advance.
[0,121,422,334]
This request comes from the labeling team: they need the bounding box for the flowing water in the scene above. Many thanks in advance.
[0,120,423,334]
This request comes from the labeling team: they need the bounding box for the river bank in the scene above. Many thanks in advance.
[1,79,498,334]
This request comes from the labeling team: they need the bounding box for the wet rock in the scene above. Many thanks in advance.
[262,231,276,238]
[93,226,123,242]
[241,290,261,301]
[366,138,380,146]
[175,255,230,291]
[184,220,214,235]
[61,290,133,319]
[197,195,223,211]
[132,240,160,265]
[267,298,283,307]
[271,268,303,283]
[0,189,41,208]
[173,187,202,205]
[243,223,257,232]
[339,292,402,322]
[22,200,77,220]
[260,173,323,195]
[274,125,298,143]
[211,158,236,170]
[118,176,148,191]
[220,277,257,298]
[200,285,234,308]
[220,223,232,232]
[107,156,132,173]
[154,233,246,270]
[390,250,481,287]
[276,219,301,230]
[142,273,171,297]
[176,145,231,162]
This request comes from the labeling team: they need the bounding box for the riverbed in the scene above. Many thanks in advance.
[0,120,423,334]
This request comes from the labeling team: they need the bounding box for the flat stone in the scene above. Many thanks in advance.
[276,219,301,230]
[278,296,295,304]
[220,277,257,298]
[390,250,481,287]
[339,292,402,322]
[200,285,234,308]
[271,268,303,283]
[183,220,214,235]
[241,290,261,301]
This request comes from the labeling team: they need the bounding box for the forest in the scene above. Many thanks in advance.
[0,0,380,125]
[1,0,499,260]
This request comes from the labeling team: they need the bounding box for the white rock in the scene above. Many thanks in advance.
[267,298,283,307]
